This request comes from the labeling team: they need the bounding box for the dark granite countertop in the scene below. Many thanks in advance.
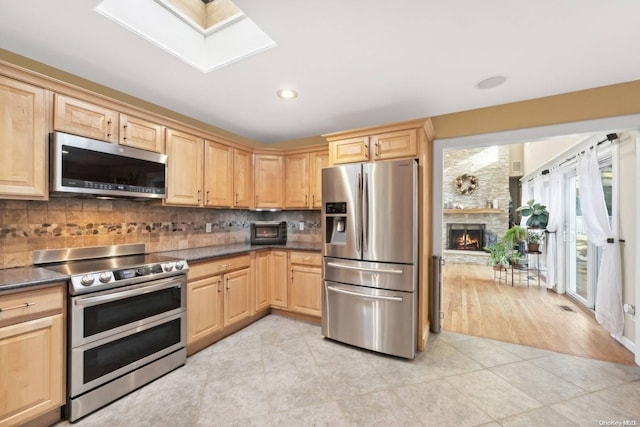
[0,242,322,292]
[0,267,69,293]
[157,241,322,263]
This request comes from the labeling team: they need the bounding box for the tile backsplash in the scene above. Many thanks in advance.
[0,199,321,269]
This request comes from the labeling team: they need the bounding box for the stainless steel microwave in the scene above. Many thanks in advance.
[250,221,287,245]
[50,132,167,199]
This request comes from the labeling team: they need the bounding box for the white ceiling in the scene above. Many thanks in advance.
[1,0,639,144]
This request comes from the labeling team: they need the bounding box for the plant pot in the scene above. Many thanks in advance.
[527,243,540,252]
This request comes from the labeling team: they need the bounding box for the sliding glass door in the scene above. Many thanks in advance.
[565,164,613,309]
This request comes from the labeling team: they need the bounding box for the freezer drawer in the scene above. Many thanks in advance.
[323,257,416,292]
[321,281,416,359]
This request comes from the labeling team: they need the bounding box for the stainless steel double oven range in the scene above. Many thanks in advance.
[35,244,189,422]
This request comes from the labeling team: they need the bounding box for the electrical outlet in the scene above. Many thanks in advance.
[298,221,304,231]
[205,223,212,233]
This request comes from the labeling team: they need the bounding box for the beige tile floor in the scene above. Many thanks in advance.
[59,315,640,426]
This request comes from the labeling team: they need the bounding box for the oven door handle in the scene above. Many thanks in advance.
[74,278,182,308]
[327,285,403,302]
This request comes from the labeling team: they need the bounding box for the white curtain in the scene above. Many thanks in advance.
[520,181,532,227]
[577,147,624,338]
[546,169,564,291]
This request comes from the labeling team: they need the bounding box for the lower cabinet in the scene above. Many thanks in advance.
[0,285,65,426]
[288,251,322,318]
[186,254,253,353]
[270,250,289,309]
[254,251,271,312]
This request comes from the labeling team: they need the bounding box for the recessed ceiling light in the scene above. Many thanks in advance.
[476,76,507,90]
[277,89,298,100]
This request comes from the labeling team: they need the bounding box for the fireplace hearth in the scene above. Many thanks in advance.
[447,223,486,251]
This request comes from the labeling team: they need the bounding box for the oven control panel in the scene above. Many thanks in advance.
[68,260,189,295]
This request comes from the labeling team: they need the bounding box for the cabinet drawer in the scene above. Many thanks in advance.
[289,251,322,267]
[188,254,251,280]
[0,285,64,326]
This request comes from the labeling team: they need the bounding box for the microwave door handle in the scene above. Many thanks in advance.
[74,278,181,308]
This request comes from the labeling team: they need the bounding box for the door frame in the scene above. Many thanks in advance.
[432,113,640,365]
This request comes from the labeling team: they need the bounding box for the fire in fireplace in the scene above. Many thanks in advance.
[447,223,486,251]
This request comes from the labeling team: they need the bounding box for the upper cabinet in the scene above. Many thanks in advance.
[202,141,253,208]
[254,154,283,209]
[54,94,118,143]
[284,149,328,209]
[0,76,48,200]
[165,128,204,206]
[324,120,429,165]
[119,114,165,153]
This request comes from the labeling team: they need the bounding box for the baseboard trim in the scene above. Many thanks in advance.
[617,335,637,358]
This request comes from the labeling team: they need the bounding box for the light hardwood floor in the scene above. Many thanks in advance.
[442,262,636,365]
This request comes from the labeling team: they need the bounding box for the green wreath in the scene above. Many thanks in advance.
[454,174,478,195]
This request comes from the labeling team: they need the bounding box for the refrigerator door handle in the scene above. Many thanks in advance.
[363,173,369,253]
[327,285,404,302]
[326,262,404,275]
[356,172,362,256]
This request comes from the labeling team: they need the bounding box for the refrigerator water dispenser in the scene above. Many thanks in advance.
[325,202,347,244]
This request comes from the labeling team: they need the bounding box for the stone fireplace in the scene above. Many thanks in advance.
[447,223,485,251]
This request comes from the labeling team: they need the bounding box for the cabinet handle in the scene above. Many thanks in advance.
[205,191,210,205]
[226,277,230,290]
[303,257,311,261]
[197,190,201,203]
[217,263,231,270]
[290,268,294,280]
[255,195,259,206]
[375,142,381,157]
[123,123,128,141]
[235,193,239,206]
[0,302,35,312]
[217,281,223,293]
[304,194,308,207]
[312,195,315,206]
[106,120,112,138]
[364,143,369,158]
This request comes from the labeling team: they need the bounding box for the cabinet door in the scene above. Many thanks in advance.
[270,250,288,309]
[309,150,329,208]
[0,77,48,200]
[224,268,251,326]
[330,136,369,164]
[187,275,223,345]
[254,251,270,312]
[371,129,417,161]
[204,140,234,207]
[254,154,283,209]
[0,314,64,426]
[233,148,253,208]
[120,114,165,153]
[289,265,322,317]
[284,153,309,208]
[165,128,203,206]
[54,94,117,143]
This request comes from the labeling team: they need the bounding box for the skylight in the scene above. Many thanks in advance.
[95,0,276,73]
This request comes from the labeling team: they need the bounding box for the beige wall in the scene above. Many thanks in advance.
[522,136,584,177]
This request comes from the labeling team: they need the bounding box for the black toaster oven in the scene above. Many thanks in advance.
[250,221,287,245]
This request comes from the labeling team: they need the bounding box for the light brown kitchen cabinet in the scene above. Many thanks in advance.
[54,94,118,143]
[186,254,252,354]
[165,128,204,206]
[119,113,165,153]
[284,149,328,209]
[329,136,370,165]
[254,154,283,209]
[223,267,252,326]
[0,76,48,200]
[288,251,322,318]
[203,142,253,208]
[233,148,253,208]
[284,153,310,208]
[370,129,417,161]
[254,250,271,312]
[0,285,65,426]
[270,250,288,309]
[187,274,224,345]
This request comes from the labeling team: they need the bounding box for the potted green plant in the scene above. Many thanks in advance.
[516,199,549,229]
[526,229,544,252]
[484,241,511,270]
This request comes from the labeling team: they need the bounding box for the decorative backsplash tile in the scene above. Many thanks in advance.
[0,199,321,269]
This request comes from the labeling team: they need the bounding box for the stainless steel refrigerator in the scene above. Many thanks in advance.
[321,159,417,359]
